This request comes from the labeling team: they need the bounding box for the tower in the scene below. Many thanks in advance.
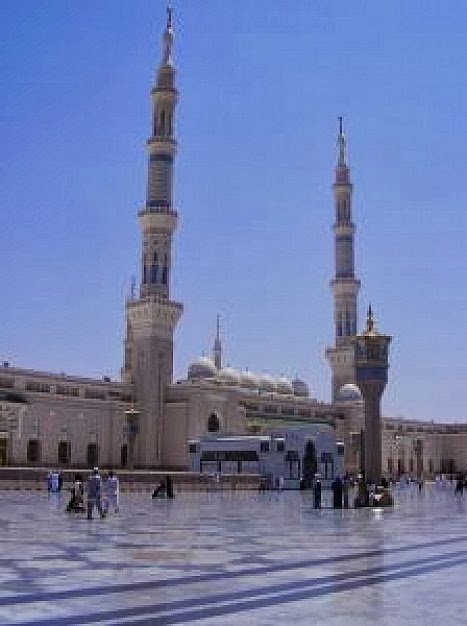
[353,306,391,484]
[123,7,183,468]
[213,315,222,370]
[325,118,361,400]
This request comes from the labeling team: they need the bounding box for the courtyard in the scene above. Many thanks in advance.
[0,485,466,625]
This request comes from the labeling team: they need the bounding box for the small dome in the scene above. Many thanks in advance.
[258,373,277,393]
[187,356,217,380]
[218,366,240,386]
[276,376,294,395]
[336,383,363,402]
[292,377,310,397]
[239,370,258,389]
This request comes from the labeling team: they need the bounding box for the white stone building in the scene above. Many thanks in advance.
[1,11,467,478]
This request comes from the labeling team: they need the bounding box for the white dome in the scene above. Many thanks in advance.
[336,383,363,402]
[292,377,310,397]
[258,373,277,393]
[218,366,240,386]
[276,376,294,395]
[188,356,217,380]
[239,370,258,389]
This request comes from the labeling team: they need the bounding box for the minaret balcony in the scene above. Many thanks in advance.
[330,277,361,296]
[127,296,183,339]
[151,85,178,97]
[147,137,177,153]
[333,222,355,235]
[138,207,178,233]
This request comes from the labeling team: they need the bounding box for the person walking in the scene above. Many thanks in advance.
[87,467,105,520]
[332,476,343,509]
[48,469,59,493]
[165,474,174,499]
[313,474,322,509]
[105,470,120,513]
[343,475,350,509]
[67,473,85,512]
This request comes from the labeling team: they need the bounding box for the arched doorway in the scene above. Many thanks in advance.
[120,444,128,468]
[207,413,220,433]
[302,440,317,489]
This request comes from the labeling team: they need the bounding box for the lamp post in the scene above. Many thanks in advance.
[353,305,391,487]
[124,406,140,470]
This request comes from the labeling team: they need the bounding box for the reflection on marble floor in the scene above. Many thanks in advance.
[1,484,467,624]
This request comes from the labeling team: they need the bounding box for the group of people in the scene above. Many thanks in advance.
[311,475,352,509]
[52,468,179,516]
[311,474,393,508]
[65,468,120,519]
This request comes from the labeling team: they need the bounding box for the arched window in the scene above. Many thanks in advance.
[151,265,159,284]
[207,413,220,433]
[27,439,40,464]
[337,313,344,337]
[160,110,166,135]
[162,266,168,285]
[345,310,352,336]
[57,441,70,466]
[87,443,99,469]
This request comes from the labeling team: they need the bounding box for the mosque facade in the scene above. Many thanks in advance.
[1,12,466,478]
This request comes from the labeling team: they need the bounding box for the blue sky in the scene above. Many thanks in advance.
[1,1,467,421]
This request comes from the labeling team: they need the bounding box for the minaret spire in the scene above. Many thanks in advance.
[213,314,222,370]
[337,116,346,167]
[325,118,361,400]
[162,4,174,65]
[365,304,375,334]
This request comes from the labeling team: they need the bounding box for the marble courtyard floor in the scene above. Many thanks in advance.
[1,486,467,625]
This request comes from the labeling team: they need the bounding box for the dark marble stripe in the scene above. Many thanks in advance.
[13,549,467,625]
[2,531,467,609]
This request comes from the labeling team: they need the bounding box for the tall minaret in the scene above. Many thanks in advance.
[123,7,183,468]
[213,315,222,370]
[325,118,361,399]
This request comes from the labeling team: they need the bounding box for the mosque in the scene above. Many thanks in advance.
[1,11,466,478]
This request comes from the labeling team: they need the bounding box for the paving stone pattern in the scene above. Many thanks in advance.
[0,484,467,624]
